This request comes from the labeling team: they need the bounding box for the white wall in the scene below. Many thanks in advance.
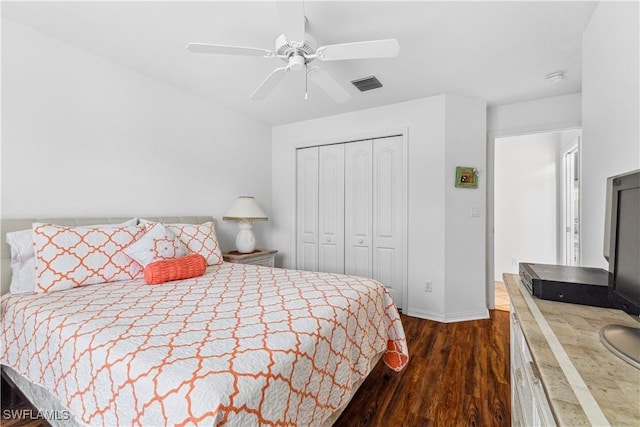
[1,19,273,252]
[272,94,487,322]
[581,1,640,269]
[494,133,560,280]
[444,96,488,320]
[488,93,582,137]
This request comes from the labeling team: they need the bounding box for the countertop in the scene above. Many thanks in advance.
[504,273,640,426]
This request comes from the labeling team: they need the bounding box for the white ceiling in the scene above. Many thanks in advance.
[1,1,598,126]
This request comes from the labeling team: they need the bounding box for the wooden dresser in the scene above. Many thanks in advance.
[504,273,640,426]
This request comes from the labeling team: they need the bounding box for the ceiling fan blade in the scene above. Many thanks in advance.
[276,1,306,42]
[307,66,351,103]
[316,39,400,61]
[250,66,289,100]
[187,43,273,57]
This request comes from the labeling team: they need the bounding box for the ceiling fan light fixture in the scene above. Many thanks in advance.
[289,54,306,72]
[546,71,565,83]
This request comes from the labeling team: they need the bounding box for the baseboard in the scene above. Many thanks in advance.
[442,309,490,323]
[405,308,446,322]
[405,308,489,323]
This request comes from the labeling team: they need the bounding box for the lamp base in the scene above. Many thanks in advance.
[235,221,256,253]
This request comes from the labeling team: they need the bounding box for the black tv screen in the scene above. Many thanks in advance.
[608,170,640,315]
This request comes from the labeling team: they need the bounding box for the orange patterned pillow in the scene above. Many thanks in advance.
[33,223,146,293]
[164,222,223,266]
[143,254,207,285]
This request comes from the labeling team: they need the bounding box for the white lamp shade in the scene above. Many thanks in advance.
[223,196,268,221]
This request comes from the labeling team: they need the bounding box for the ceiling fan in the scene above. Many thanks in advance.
[186,2,399,103]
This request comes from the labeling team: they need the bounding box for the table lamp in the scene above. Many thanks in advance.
[223,196,268,253]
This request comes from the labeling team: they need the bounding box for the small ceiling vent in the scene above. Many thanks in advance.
[351,76,383,92]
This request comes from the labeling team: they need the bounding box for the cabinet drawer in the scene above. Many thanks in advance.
[511,306,556,427]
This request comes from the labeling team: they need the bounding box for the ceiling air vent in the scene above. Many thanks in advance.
[351,76,383,92]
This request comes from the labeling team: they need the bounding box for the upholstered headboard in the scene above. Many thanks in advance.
[0,216,214,295]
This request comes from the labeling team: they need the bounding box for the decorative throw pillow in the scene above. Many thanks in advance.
[143,253,207,285]
[165,222,223,266]
[124,222,188,267]
[33,223,146,293]
[140,220,223,266]
[6,218,137,294]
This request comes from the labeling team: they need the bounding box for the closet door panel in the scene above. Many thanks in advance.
[352,246,372,277]
[373,136,404,305]
[375,247,395,286]
[296,147,319,271]
[344,140,373,277]
[318,145,345,274]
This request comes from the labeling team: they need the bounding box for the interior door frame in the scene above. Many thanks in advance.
[563,143,581,266]
[291,127,409,310]
[487,124,581,309]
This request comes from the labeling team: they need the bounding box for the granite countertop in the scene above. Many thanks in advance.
[504,273,640,426]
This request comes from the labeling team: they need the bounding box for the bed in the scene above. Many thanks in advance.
[0,217,408,426]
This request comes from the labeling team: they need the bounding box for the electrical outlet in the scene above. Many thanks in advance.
[424,280,432,292]
[512,258,518,266]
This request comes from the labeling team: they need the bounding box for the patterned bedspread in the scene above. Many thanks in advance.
[1,263,408,426]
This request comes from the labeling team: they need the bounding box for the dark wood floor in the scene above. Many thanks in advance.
[335,310,511,427]
[1,373,49,427]
[1,311,510,427]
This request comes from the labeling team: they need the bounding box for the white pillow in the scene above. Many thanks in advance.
[6,218,137,294]
[6,229,37,294]
[124,222,188,267]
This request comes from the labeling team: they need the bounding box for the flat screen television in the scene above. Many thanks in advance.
[600,169,640,369]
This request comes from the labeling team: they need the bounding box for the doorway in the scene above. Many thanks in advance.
[564,144,581,266]
[491,129,582,310]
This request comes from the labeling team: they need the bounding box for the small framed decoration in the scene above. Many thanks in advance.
[455,167,478,188]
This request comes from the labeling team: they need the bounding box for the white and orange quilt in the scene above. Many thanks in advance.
[1,263,408,426]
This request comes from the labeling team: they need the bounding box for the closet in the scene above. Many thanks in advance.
[295,135,405,308]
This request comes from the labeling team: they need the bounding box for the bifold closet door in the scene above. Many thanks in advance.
[344,140,373,277]
[372,136,404,304]
[318,144,345,273]
[296,145,345,273]
[296,137,404,307]
[296,147,319,271]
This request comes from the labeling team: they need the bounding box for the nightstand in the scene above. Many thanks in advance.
[222,249,277,267]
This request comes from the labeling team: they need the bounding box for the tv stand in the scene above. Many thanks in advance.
[504,273,640,425]
[600,324,640,369]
